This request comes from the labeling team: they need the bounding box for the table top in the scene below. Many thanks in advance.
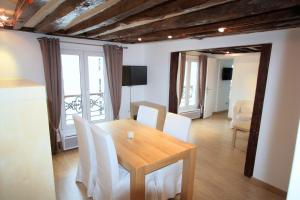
[97,119,196,173]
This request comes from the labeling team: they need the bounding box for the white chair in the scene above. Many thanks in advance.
[163,112,192,142]
[73,115,96,197]
[137,105,159,128]
[91,125,160,200]
[231,100,254,128]
[156,112,192,199]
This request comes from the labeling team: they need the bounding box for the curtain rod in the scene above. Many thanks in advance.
[60,41,128,49]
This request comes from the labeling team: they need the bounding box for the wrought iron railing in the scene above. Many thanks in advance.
[89,92,105,121]
[64,92,105,124]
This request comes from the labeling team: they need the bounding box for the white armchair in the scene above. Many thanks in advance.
[231,100,254,128]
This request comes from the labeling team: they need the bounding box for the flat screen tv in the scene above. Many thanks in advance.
[222,67,233,80]
[122,65,147,86]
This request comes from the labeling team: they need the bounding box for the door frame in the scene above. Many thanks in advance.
[169,43,272,177]
[244,44,272,176]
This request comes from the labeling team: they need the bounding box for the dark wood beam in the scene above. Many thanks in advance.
[34,0,105,33]
[197,45,262,54]
[13,0,46,30]
[66,0,169,35]
[83,0,235,37]
[245,44,272,177]
[111,7,300,43]
[117,19,300,43]
[98,0,300,41]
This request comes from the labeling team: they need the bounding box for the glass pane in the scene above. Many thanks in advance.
[61,54,82,125]
[88,56,105,121]
[188,61,198,106]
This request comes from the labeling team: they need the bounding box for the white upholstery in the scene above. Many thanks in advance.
[137,105,159,128]
[73,115,96,197]
[163,112,192,142]
[91,125,160,200]
[156,112,192,199]
[231,100,254,128]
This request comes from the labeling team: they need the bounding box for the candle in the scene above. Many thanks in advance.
[128,131,134,139]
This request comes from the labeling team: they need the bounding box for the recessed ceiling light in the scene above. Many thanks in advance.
[168,35,172,39]
[138,38,142,41]
[0,14,9,21]
[218,27,226,33]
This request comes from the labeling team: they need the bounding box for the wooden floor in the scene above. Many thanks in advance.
[52,112,284,200]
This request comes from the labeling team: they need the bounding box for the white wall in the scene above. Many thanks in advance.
[0,29,147,119]
[228,53,260,118]
[0,30,45,83]
[143,28,300,191]
[120,44,147,118]
[215,59,233,112]
[287,121,300,200]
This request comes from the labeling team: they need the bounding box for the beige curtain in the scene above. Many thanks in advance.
[103,45,123,120]
[38,37,62,154]
[178,52,186,105]
[198,55,208,118]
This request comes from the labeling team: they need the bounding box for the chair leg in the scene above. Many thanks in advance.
[232,128,237,148]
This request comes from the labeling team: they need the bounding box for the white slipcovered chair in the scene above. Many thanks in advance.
[137,105,159,128]
[156,112,192,199]
[163,112,192,142]
[231,100,254,128]
[73,115,96,197]
[90,125,160,200]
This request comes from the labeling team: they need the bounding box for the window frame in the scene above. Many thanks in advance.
[179,55,199,112]
[60,49,108,133]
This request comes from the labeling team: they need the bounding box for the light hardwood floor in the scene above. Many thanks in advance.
[53,112,284,200]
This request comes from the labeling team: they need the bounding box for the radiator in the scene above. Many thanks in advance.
[62,134,78,150]
[180,109,201,119]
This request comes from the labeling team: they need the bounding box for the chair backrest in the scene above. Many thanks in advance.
[137,105,159,128]
[163,112,192,142]
[73,115,96,176]
[233,100,254,115]
[91,125,119,198]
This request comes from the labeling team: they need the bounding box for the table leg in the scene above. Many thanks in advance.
[130,168,145,200]
[181,148,196,200]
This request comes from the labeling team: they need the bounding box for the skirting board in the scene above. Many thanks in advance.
[251,178,287,197]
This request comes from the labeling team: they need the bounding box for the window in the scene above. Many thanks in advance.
[61,50,107,131]
[179,56,199,112]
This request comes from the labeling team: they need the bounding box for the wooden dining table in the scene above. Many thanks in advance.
[97,119,197,200]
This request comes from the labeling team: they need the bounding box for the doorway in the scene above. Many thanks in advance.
[169,44,272,177]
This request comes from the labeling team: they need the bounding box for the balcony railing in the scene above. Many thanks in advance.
[64,92,105,124]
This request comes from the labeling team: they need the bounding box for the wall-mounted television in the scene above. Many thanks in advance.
[122,65,147,86]
[222,67,233,80]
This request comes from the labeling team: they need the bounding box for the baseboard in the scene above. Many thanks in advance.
[251,178,287,197]
[213,110,228,114]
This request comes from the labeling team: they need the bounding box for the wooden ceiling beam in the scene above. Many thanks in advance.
[111,7,300,43]
[98,0,300,41]
[34,0,105,33]
[82,0,235,37]
[65,0,169,35]
[198,45,262,54]
[118,18,300,43]
[13,0,47,30]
